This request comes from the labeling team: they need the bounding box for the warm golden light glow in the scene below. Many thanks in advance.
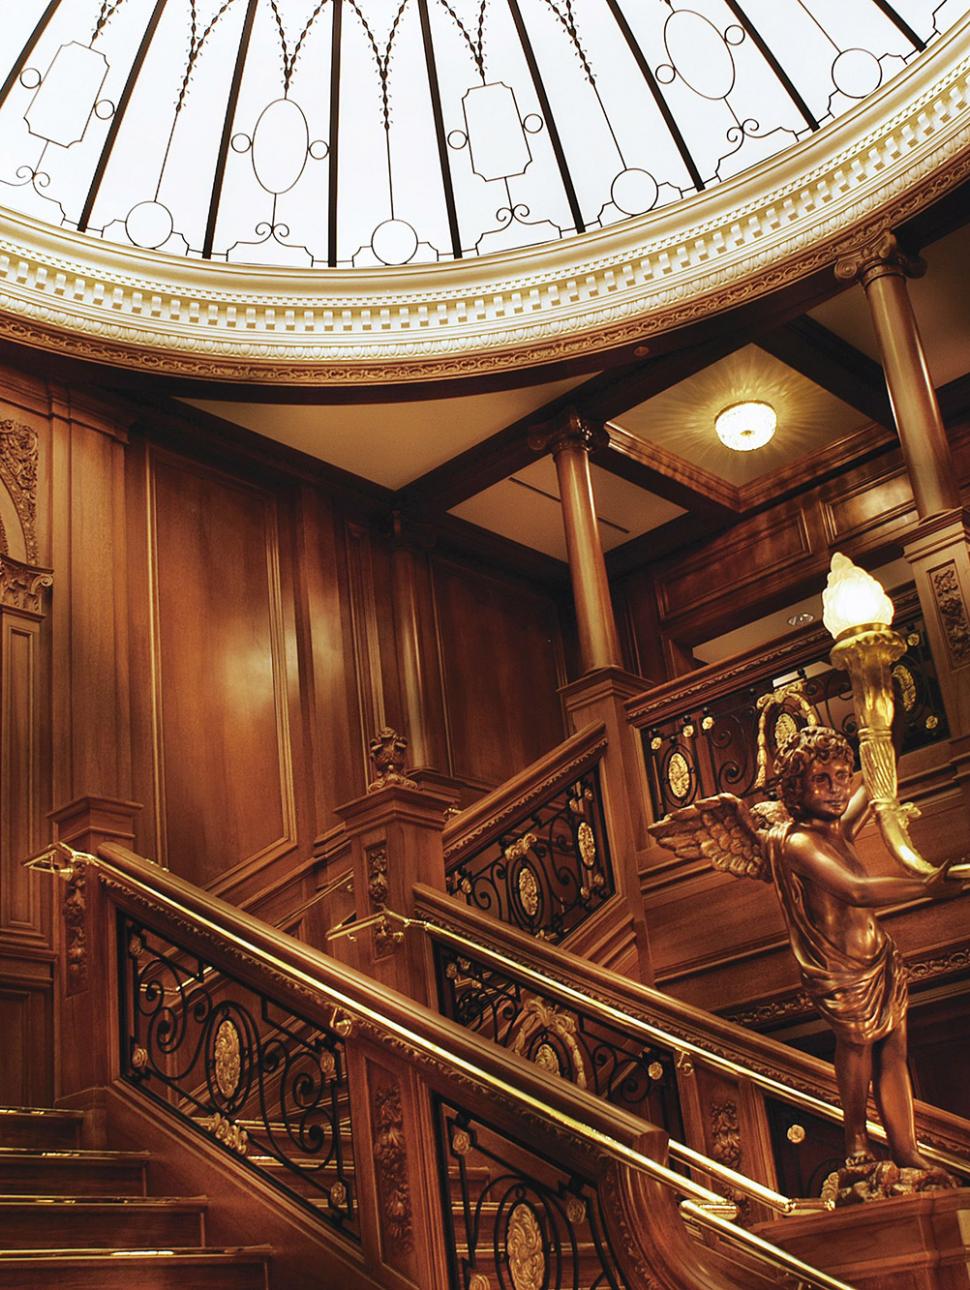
[714,401,777,452]
[822,553,895,639]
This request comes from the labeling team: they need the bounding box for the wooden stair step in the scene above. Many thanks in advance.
[0,1245,272,1290]
[0,1149,149,1196]
[0,1109,84,1150]
[0,1194,208,1248]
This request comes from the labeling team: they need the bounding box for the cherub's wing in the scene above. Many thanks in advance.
[648,793,771,882]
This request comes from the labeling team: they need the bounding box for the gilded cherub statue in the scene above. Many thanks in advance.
[649,721,966,1202]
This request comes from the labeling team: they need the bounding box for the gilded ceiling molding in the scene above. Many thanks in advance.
[0,20,968,386]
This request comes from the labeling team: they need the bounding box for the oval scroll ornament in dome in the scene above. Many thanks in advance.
[0,2,968,383]
[250,99,311,196]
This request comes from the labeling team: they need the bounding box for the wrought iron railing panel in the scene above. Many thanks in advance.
[641,611,948,819]
[434,941,683,1140]
[434,1097,627,1290]
[445,766,615,943]
[118,913,359,1239]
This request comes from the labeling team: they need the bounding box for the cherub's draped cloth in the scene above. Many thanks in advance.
[766,825,908,1043]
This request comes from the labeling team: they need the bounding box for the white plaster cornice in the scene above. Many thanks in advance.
[1,17,969,387]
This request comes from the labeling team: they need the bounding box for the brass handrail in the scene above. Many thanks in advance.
[417,903,970,1180]
[29,841,851,1290]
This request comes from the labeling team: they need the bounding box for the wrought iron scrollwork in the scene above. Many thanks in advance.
[118,914,358,1238]
[434,943,682,1138]
[435,1099,625,1290]
[641,609,948,819]
[445,767,615,943]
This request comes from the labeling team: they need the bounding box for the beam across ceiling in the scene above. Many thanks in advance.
[756,316,893,427]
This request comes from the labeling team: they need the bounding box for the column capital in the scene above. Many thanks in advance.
[834,228,925,288]
[528,408,609,458]
[0,554,53,618]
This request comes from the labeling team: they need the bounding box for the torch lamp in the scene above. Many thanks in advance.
[823,553,940,877]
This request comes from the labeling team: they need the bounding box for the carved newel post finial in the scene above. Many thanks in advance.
[367,727,418,793]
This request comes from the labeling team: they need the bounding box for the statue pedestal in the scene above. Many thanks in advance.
[758,1187,970,1287]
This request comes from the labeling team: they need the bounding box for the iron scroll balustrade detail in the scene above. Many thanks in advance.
[435,1098,627,1290]
[640,609,948,819]
[434,940,684,1142]
[445,767,615,943]
[118,912,358,1238]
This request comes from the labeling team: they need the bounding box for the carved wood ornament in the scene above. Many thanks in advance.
[930,563,970,664]
[372,1081,413,1252]
[0,420,39,561]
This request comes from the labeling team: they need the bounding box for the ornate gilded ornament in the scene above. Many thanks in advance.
[532,1043,561,1076]
[650,735,663,751]
[201,1111,248,1155]
[504,832,538,863]
[372,1082,413,1251]
[774,710,799,750]
[647,1061,664,1082]
[319,1050,337,1081]
[576,821,596,868]
[131,1045,148,1070]
[451,1129,471,1155]
[329,1007,355,1038]
[213,1018,242,1101]
[329,1181,347,1207]
[666,752,692,801]
[565,1197,586,1225]
[787,1124,807,1144]
[468,1276,491,1290]
[506,1201,545,1290]
[891,663,917,711]
[517,865,540,917]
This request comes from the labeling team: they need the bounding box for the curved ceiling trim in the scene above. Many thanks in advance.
[0,16,968,385]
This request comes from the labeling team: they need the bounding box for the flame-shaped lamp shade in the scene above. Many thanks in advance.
[822,553,895,639]
[714,401,777,452]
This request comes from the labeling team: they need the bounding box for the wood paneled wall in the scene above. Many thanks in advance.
[0,355,574,1092]
[615,422,970,677]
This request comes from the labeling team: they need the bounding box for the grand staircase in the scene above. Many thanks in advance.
[0,1106,272,1289]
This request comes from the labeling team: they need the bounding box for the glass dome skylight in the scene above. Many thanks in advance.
[0,0,965,272]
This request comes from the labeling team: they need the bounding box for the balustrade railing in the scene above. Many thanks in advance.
[443,724,616,943]
[33,838,851,1290]
[416,881,970,1209]
[629,588,948,820]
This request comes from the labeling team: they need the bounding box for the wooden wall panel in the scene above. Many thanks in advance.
[431,556,567,788]
[0,968,53,1106]
[144,450,298,890]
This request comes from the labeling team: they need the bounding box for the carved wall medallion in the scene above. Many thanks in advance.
[931,563,970,664]
[0,556,53,616]
[666,751,692,800]
[63,862,88,995]
[213,1018,242,1101]
[372,1081,414,1252]
[0,420,38,561]
[367,844,389,908]
[506,1201,545,1290]
[517,865,540,917]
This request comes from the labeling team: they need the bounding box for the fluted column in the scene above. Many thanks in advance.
[836,230,970,743]
[532,411,622,675]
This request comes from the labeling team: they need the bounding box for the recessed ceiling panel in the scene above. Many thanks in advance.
[0,0,962,269]
[450,456,684,560]
[181,372,590,488]
[611,344,869,486]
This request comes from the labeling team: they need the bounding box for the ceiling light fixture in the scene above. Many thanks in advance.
[715,401,777,452]
[787,611,815,627]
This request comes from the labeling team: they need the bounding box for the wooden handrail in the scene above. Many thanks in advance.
[441,721,608,866]
[45,839,850,1290]
[414,881,970,1172]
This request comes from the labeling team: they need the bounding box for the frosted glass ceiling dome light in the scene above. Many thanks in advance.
[714,401,777,452]
[822,553,895,639]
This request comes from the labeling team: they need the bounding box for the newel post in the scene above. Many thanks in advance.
[48,795,141,1100]
[317,728,449,1005]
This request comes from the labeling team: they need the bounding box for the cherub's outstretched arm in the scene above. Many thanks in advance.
[787,831,937,906]
[841,780,872,840]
